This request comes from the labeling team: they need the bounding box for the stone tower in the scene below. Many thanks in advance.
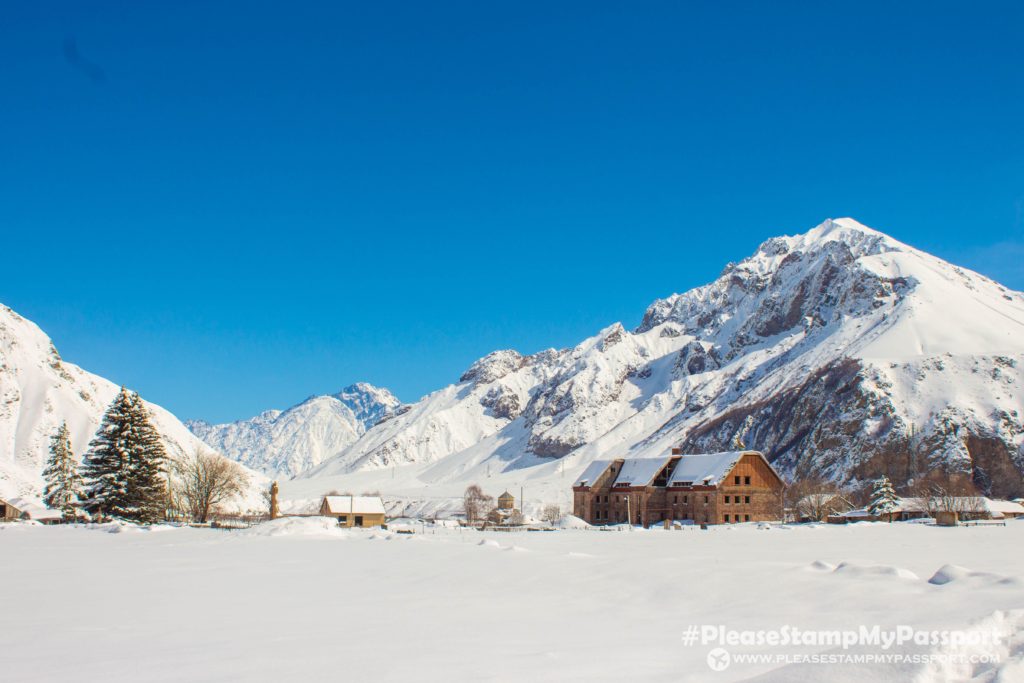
[270,481,280,519]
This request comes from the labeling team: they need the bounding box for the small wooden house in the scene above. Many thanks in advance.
[0,497,63,524]
[0,497,20,521]
[319,496,387,528]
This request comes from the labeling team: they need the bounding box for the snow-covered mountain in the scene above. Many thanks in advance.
[0,303,266,504]
[294,218,1024,502]
[187,384,402,478]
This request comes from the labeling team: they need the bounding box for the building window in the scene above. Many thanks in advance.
[683,496,688,504]
[724,514,730,522]
[745,495,751,504]
[704,496,709,504]
[734,475,740,485]
[745,515,750,521]
[744,476,751,485]
[338,515,347,523]
[724,495,730,504]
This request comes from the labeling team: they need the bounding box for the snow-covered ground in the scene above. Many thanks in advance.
[2,520,1023,682]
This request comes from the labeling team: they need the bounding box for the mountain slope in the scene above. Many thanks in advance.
[0,303,265,505]
[296,218,1024,504]
[187,384,402,478]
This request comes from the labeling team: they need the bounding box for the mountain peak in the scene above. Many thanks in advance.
[780,217,906,257]
[188,381,403,478]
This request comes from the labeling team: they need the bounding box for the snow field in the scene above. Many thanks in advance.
[2,519,1023,682]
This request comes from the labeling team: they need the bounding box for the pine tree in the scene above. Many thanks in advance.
[125,391,168,524]
[867,475,900,522]
[81,388,168,523]
[81,388,134,520]
[42,421,83,522]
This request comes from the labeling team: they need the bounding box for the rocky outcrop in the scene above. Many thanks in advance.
[460,350,525,384]
[480,385,522,420]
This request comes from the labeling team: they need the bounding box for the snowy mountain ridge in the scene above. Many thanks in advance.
[288,218,1024,506]
[186,383,403,478]
[0,303,266,504]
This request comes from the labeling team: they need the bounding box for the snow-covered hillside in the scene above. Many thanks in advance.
[0,303,265,505]
[292,218,1024,505]
[186,384,402,478]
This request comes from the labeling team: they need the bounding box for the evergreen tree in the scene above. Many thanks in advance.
[81,388,134,519]
[81,388,168,523]
[867,475,900,522]
[125,391,168,524]
[42,421,83,521]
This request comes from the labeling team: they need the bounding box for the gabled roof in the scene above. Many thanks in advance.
[667,451,751,487]
[573,460,615,488]
[321,496,386,515]
[3,497,62,521]
[613,456,673,487]
[984,499,1024,515]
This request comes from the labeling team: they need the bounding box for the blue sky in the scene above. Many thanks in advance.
[2,2,1022,422]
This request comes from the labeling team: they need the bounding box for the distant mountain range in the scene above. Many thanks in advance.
[6,217,1021,510]
[205,218,1024,500]
[186,384,403,478]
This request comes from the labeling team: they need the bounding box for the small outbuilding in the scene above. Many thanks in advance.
[497,491,516,511]
[319,496,387,528]
[0,497,64,524]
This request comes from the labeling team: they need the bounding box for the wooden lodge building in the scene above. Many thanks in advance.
[572,449,784,526]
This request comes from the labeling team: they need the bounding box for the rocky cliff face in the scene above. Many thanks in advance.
[302,218,1024,497]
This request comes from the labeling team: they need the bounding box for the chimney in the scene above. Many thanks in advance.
[671,447,682,455]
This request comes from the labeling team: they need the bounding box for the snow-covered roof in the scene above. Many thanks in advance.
[573,460,614,488]
[321,496,386,515]
[984,499,1024,515]
[796,494,854,510]
[667,451,748,487]
[840,497,1024,518]
[4,497,62,521]
[613,457,672,487]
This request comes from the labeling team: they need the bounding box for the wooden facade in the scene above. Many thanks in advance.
[0,498,23,521]
[573,450,784,527]
[319,496,387,528]
[0,497,64,524]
